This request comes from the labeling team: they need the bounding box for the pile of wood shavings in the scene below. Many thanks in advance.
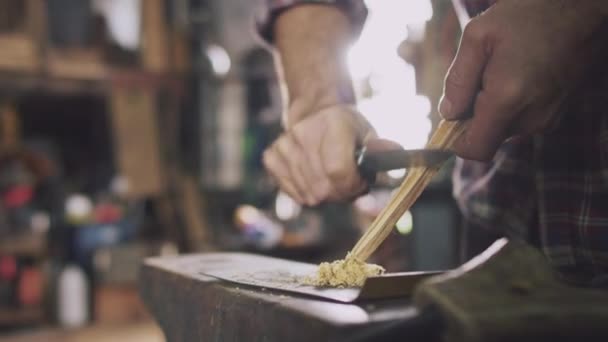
[304,253,384,288]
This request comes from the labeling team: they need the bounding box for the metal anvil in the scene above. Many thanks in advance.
[140,239,608,341]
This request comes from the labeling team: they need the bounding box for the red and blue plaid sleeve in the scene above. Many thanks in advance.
[257,0,368,45]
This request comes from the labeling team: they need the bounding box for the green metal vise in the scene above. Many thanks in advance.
[414,238,608,342]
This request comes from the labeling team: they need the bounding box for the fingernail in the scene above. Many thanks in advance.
[439,96,452,117]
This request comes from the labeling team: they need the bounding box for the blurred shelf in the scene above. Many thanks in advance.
[0,34,41,73]
[0,306,44,326]
[0,71,107,96]
[46,48,109,81]
[1,321,164,342]
[0,233,46,257]
[0,69,185,98]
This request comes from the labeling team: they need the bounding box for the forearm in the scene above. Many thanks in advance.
[274,4,356,127]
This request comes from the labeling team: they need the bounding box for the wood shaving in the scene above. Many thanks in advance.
[304,253,384,288]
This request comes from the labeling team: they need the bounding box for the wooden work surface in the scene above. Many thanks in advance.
[139,255,435,342]
[1,322,164,342]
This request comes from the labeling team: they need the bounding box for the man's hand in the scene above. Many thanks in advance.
[440,0,608,161]
[264,105,376,206]
[264,4,374,205]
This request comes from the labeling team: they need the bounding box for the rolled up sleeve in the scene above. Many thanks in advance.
[257,0,368,45]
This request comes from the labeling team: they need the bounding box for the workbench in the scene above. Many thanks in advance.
[140,255,440,342]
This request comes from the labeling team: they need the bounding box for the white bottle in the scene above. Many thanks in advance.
[57,264,89,328]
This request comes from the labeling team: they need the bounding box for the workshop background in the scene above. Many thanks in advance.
[0,0,461,340]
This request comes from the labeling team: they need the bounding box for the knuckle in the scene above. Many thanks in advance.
[291,124,310,142]
[275,136,292,155]
[497,79,525,108]
[262,150,274,167]
[284,141,306,166]
[462,19,485,44]
[445,68,467,90]
[326,160,350,180]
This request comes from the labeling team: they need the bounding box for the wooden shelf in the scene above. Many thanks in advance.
[1,321,163,341]
[0,34,40,72]
[46,48,108,81]
[0,0,189,96]
[0,306,44,326]
[0,233,46,257]
[0,68,185,97]
[0,71,107,96]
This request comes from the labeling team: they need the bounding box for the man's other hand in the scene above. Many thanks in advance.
[440,0,608,161]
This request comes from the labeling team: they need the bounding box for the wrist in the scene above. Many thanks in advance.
[285,100,376,143]
[285,87,356,127]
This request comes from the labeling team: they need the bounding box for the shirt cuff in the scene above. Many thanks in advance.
[256,0,368,46]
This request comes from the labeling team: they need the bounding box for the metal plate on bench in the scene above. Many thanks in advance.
[200,253,442,303]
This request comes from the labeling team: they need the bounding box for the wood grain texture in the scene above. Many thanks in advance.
[351,120,467,261]
[110,85,165,198]
[142,0,169,73]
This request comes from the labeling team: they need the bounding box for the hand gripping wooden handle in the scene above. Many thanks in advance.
[350,120,467,261]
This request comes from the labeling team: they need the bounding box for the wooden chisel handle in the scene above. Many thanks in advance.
[426,120,468,150]
[350,120,468,261]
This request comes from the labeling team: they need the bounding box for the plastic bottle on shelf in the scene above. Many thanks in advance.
[57,263,89,328]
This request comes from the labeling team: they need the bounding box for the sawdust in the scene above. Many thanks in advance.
[304,253,384,288]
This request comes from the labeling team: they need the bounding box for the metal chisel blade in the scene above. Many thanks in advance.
[356,147,454,183]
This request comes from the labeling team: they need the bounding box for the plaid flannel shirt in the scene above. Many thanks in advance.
[455,78,608,285]
[262,0,608,284]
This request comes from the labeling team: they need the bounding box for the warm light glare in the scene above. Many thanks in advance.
[357,93,432,149]
[65,194,93,218]
[363,0,433,23]
[355,194,377,213]
[388,169,406,179]
[275,192,301,221]
[93,0,141,50]
[396,210,414,235]
[206,44,231,76]
[349,1,434,150]
[235,205,260,224]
